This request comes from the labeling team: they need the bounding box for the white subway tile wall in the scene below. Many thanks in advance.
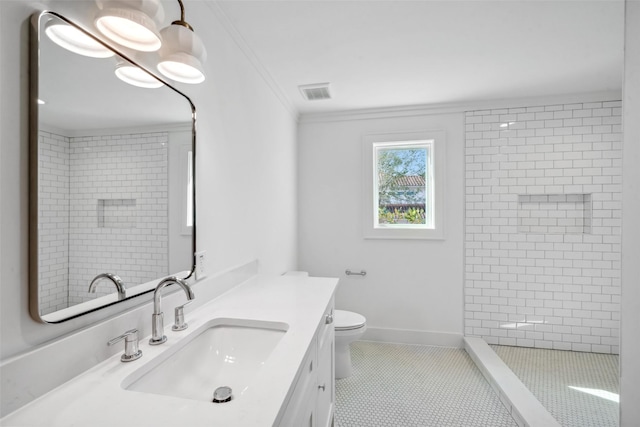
[38,131,169,314]
[38,131,70,314]
[464,101,622,354]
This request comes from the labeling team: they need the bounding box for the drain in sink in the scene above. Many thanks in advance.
[212,386,232,403]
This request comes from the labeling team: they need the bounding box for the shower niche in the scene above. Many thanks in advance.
[517,194,592,235]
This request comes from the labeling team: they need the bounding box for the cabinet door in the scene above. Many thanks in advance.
[278,341,317,427]
[316,309,335,427]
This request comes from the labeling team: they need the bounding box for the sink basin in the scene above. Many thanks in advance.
[123,319,288,403]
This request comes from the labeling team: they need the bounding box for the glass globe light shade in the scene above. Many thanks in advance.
[45,20,114,58]
[95,0,164,52]
[115,61,163,88]
[157,24,206,84]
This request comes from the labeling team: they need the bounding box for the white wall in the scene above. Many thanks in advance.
[620,1,640,424]
[188,1,298,278]
[297,113,464,345]
[0,0,298,360]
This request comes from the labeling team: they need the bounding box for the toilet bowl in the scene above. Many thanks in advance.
[334,310,366,379]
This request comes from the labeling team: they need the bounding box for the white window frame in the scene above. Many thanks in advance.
[362,130,445,240]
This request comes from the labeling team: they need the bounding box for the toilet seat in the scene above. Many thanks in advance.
[334,310,366,331]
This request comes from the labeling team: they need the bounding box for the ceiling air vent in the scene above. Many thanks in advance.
[299,83,332,101]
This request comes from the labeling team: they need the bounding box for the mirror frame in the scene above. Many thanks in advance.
[29,10,197,323]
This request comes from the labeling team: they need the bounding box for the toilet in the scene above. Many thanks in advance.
[334,309,367,379]
[283,272,366,379]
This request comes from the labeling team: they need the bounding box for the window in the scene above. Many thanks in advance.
[375,142,432,228]
[362,131,445,239]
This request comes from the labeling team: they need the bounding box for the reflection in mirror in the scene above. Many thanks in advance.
[30,11,196,323]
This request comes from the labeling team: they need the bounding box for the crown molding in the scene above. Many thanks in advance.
[206,1,299,121]
[39,122,192,138]
[298,90,622,124]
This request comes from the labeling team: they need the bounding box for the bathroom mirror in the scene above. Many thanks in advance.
[29,11,197,323]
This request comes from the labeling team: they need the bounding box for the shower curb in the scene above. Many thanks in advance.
[464,337,561,427]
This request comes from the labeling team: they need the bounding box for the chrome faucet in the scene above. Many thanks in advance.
[149,276,195,345]
[88,273,126,300]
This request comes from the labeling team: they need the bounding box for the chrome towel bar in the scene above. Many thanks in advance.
[345,269,366,276]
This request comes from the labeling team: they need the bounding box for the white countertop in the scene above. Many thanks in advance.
[1,274,338,427]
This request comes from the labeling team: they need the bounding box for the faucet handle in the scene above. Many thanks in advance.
[172,300,193,331]
[108,329,143,362]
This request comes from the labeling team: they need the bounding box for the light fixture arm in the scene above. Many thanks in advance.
[178,0,185,22]
[172,0,194,32]
[157,0,207,84]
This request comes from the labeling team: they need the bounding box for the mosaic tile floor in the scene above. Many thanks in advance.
[335,341,517,427]
[491,345,619,427]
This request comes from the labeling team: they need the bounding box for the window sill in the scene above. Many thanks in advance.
[363,227,445,240]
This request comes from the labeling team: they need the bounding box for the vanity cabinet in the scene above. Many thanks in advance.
[315,305,335,427]
[278,302,335,427]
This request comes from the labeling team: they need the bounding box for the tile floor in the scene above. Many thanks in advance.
[490,345,619,427]
[335,341,517,427]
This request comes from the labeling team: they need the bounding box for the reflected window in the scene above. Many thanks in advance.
[186,150,193,228]
[180,146,193,235]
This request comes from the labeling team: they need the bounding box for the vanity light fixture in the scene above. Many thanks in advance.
[114,59,163,88]
[157,0,207,84]
[44,19,115,58]
[95,0,164,52]
[47,1,206,87]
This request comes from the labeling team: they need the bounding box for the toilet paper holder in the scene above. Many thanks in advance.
[345,269,366,276]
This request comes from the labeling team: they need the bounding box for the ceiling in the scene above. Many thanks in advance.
[38,1,625,130]
[215,0,625,116]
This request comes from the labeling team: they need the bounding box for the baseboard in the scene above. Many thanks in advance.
[362,326,463,348]
[464,337,561,427]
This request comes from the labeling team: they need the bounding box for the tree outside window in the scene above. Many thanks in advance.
[374,141,432,228]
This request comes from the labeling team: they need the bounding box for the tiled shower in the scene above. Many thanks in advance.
[38,131,169,314]
[464,100,622,354]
